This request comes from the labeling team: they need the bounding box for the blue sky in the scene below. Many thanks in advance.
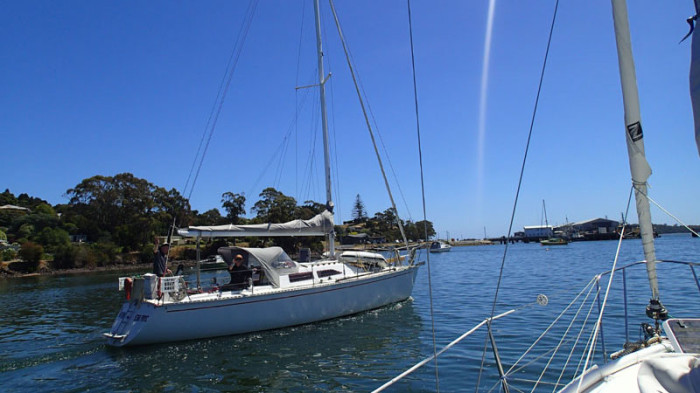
[2,1,698,239]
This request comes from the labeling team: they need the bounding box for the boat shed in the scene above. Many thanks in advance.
[555,218,620,240]
[570,218,619,232]
[523,225,553,239]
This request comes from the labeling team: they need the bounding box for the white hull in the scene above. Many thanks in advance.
[429,241,451,253]
[106,265,419,347]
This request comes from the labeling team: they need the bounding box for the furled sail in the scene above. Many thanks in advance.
[611,0,658,300]
[691,3,700,156]
[178,210,334,238]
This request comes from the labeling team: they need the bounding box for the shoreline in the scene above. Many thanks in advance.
[1,241,494,279]
[0,259,199,279]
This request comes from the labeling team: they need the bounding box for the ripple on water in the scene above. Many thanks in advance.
[0,235,698,392]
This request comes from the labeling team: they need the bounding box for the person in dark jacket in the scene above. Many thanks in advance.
[228,254,252,289]
[153,238,172,277]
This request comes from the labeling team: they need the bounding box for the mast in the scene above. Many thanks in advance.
[610,0,660,302]
[313,0,335,258]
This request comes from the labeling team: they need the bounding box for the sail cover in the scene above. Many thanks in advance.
[178,210,334,238]
[691,10,700,157]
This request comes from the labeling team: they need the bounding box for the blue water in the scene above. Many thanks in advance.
[1,234,699,392]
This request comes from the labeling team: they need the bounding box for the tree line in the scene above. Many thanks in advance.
[0,173,434,272]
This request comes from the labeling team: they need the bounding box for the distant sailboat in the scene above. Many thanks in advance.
[539,200,568,246]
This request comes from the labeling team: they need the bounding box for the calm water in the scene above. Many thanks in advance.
[1,234,699,392]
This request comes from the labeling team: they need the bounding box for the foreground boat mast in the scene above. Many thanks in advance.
[611,0,665,320]
[313,0,336,258]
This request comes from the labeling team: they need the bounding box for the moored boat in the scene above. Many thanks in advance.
[104,0,423,347]
[539,237,568,246]
[429,241,452,253]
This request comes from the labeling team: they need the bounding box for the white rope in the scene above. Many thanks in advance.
[371,310,515,393]
[505,281,598,391]
[532,282,599,392]
[506,277,597,375]
[572,310,601,384]
[576,221,629,392]
[552,285,602,392]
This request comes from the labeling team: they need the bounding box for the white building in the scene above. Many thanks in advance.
[523,225,553,238]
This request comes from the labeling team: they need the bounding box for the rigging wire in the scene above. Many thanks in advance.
[406,0,439,390]
[362,86,414,222]
[505,278,597,375]
[327,0,410,247]
[636,186,700,237]
[295,0,307,201]
[335,19,414,222]
[476,0,561,390]
[184,0,259,201]
[245,82,314,198]
[322,8,344,223]
[302,100,320,202]
[575,186,634,392]
[553,289,601,391]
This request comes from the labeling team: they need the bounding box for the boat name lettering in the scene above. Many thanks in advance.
[134,314,149,322]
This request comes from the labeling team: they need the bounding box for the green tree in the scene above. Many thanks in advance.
[296,200,325,220]
[19,241,43,272]
[373,208,398,233]
[252,188,297,223]
[1,248,17,262]
[36,227,70,253]
[16,193,49,210]
[0,189,18,206]
[193,209,227,226]
[221,192,246,224]
[53,244,78,269]
[64,173,191,251]
[17,223,34,241]
[352,194,367,222]
[0,229,6,243]
[415,220,436,240]
[33,203,56,216]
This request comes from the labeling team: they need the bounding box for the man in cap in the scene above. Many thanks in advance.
[228,253,252,289]
[153,237,172,277]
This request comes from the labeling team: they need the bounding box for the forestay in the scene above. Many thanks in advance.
[178,210,334,238]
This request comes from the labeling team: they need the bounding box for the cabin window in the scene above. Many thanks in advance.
[288,272,313,282]
[317,269,341,278]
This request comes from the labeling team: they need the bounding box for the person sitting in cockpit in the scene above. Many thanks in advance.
[228,254,252,289]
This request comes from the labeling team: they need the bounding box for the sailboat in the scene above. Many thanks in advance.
[103,0,422,347]
[374,1,700,392]
[540,200,568,246]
